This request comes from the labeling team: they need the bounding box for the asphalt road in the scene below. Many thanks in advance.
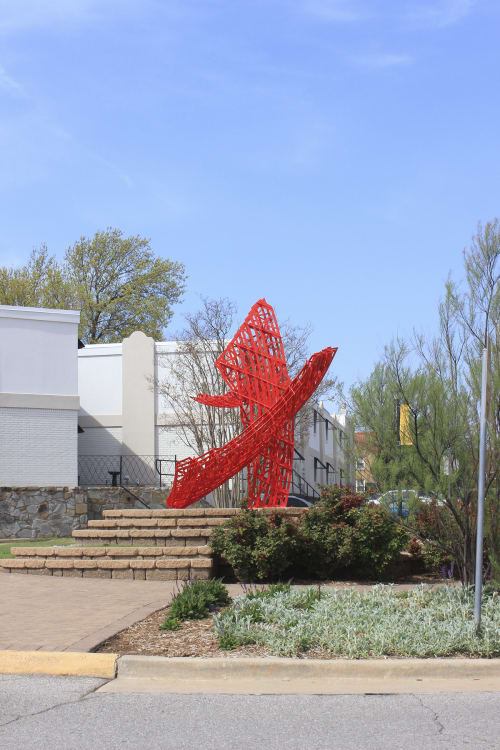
[1,675,499,750]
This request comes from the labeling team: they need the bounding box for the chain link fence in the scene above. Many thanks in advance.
[78,454,321,501]
[78,455,177,487]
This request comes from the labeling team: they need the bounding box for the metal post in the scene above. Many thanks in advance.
[474,343,489,633]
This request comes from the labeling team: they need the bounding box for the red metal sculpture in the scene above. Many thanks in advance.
[166,299,337,509]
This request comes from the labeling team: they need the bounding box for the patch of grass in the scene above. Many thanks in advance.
[160,578,231,631]
[0,538,75,559]
[213,585,500,658]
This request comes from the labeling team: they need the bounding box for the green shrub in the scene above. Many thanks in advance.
[297,500,357,579]
[159,578,230,630]
[210,506,299,581]
[406,537,423,557]
[297,488,405,579]
[211,489,406,582]
[350,503,407,577]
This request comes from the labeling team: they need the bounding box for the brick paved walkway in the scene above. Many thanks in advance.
[0,573,181,652]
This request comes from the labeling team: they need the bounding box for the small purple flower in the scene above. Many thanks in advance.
[442,562,454,579]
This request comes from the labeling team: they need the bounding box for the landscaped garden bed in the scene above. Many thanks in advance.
[95,487,500,659]
[95,580,500,659]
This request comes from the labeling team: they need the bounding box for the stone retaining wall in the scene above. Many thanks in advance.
[0,485,170,539]
[0,487,89,539]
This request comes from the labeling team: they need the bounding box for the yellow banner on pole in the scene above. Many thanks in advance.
[399,403,412,446]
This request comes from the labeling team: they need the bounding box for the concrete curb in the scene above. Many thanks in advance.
[116,655,500,680]
[2,652,499,694]
[96,655,500,694]
[0,650,118,678]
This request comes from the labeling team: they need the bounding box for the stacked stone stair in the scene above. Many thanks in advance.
[1,507,306,580]
[73,509,223,548]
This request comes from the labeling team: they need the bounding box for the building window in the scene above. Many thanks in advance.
[326,463,334,485]
[313,410,317,434]
[356,457,365,471]
[356,479,365,493]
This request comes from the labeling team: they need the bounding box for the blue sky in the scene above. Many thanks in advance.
[1,0,499,398]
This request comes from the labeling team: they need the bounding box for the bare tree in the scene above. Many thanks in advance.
[156,298,238,506]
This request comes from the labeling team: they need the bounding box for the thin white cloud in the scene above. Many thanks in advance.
[0,0,148,32]
[350,53,414,69]
[0,64,22,92]
[89,151,135,189]
[301,0,367,22]
[405,0,475,29]
[0,0,92,31]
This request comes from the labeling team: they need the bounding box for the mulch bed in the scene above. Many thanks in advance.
[95,606,269,658]
[95,575,442,659]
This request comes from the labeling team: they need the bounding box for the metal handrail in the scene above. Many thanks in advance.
[290,469,320,500]
[154,456,177,488]
[119,485,150,509]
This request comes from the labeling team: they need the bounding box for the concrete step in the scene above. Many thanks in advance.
[102,509,241,519]
[86,517,227,529]
[101,508,304,519]
[71,527,214,546]
[0,546,212,580]
[8,544,211,560]
[73,508,253,547]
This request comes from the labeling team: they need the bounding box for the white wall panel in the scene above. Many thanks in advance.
[78,426,122,455]
[0,309,79,395]
[0,407,78,486]
[78,345,122,416]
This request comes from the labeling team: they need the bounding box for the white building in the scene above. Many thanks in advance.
[0,305,80,486]
[78,331,354,494]
[292,402,354,498]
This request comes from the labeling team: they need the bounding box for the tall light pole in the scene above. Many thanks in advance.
[474,341,490,634]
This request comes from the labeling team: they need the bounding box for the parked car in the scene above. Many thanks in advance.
[286,495,313,508]
[371,489,435,518]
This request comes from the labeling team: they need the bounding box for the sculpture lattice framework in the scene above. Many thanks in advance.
[166,298,337,509]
